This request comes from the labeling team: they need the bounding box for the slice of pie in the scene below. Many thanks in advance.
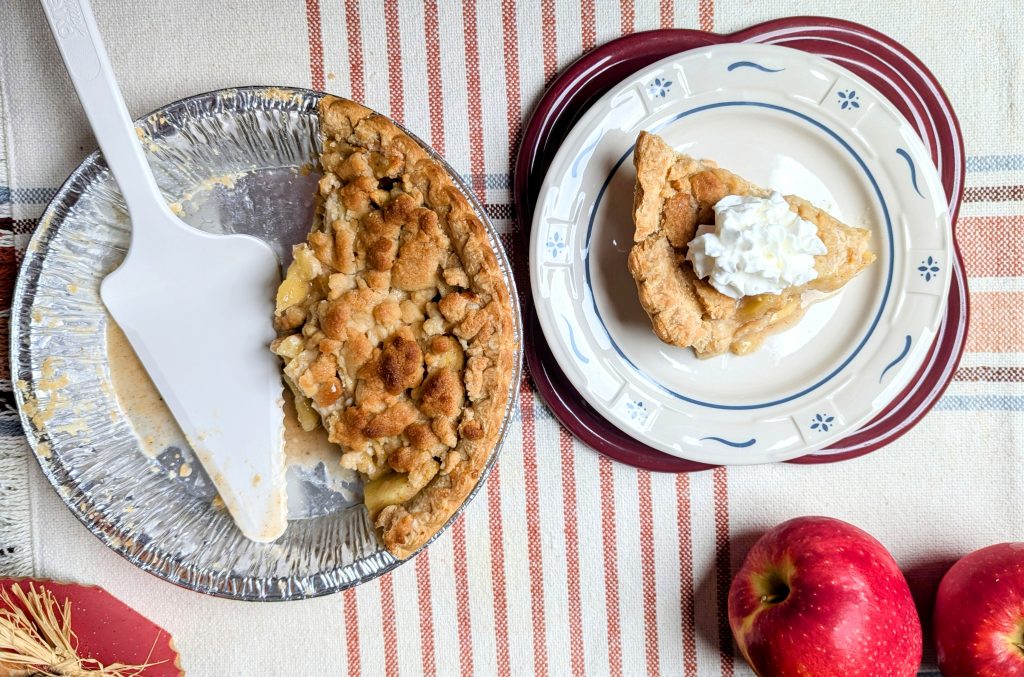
[272,95,516,558]
[628,131,876,357]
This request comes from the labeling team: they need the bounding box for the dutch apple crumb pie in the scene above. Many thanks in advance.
[272,95,516,558]
[629,131,876,357]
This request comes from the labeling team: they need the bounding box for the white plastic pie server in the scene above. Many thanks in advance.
[41,0,287,541]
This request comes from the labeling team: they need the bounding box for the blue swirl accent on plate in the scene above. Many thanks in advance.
[879,335,912,383]
[896,148,925,198]
[571,136,602,178]
[726,61,784,73]
[561,316,589,364]
[700,436,757,446]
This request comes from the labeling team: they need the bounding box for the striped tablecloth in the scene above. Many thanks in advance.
[0,1,1021,675]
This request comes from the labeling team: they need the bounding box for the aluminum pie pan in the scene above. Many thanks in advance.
[10,86,523,601]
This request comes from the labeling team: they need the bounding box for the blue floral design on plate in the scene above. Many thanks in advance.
[918,256,940,281]
[648,77,672,98]
[837,89,860,110]
[546,232,565,259]
[626,400,647,420]
[810,413,835,432]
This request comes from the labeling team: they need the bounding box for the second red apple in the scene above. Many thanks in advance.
[935,543,1024,677]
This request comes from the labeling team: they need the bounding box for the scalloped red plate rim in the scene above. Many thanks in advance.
[513,16,968,472]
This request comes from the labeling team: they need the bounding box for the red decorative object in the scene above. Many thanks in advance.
[0,578,182,676]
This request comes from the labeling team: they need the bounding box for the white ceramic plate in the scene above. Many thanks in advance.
[530,44,951,465]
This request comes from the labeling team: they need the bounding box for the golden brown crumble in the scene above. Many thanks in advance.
[273,96,516,558]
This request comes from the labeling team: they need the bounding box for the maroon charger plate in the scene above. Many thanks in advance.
[514,17,968,472]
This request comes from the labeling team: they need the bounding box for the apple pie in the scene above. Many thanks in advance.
[272,96,516,558]
[628,131,876,357]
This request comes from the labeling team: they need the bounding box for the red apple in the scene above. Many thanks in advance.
[935,543,1024,676]
[728,516,922,676]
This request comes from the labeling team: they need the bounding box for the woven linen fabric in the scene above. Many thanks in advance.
[0,0,1021,675]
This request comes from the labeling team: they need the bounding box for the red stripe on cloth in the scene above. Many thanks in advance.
[344,0,365,102]
[712,467,734,676]
[486,470,511,677]
[519,378,549,676]
[424,1,445,151]
[958,215,1024,277]
[559,427,586,676]
[380,574,400,677]
[599,455,623,677]
[304,0,324,90]
[415,556,437,676]
[0,240,14,312]
[462,4,512,674]
[0,313,9,382]
[698,0,714,32]
[637,471,660,676]
[11,219,35,235]
[0,238,12,378]
[964,184,1024,202]
[541,0,558,83]
[451,519,475,675]
[620,0,635,34]
[479,203,513,220]
[955,366,1024,382]
[497,6,543,668]
[581,0,597,51]
[343,589,361,677]
[383,0,405,121]
[967,292,1024,353]
[463,0,487,199]
[501,0,523,163]
[676,474,698,676]
[659,0,674,28]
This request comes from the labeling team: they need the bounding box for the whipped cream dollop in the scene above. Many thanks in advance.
[686,191,827,299]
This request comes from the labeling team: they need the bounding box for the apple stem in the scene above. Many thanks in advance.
[1015,642,1024,654]
[757,574,791,606]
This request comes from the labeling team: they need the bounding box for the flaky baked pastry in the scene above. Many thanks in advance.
[273,96,516,558]
[628,131,876,357]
